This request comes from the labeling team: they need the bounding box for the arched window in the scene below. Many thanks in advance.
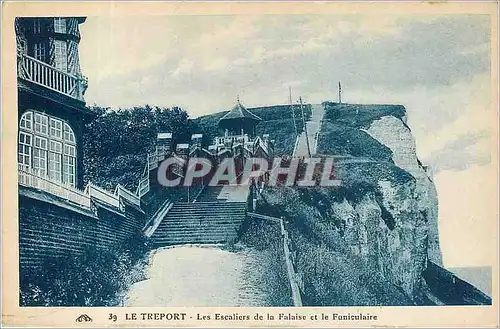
[18,111,77,187]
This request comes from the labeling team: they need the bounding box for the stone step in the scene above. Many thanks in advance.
[170,204,246,210]
[149,199,247,246]
[163,214,245,220]
[155,220,243,228]
[154,225,243,232]
[153,231,238,239]
[156,214,244,221]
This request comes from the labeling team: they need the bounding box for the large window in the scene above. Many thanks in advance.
[49,118,63,139]
[18,111,77,187]
[18,132,32,170]
[33,136,48,176]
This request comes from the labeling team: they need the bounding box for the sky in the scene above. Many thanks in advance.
[78,14,496,268]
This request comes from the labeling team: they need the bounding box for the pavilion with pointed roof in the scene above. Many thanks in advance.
[218,97,262,137]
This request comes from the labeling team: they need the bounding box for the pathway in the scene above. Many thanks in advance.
[125,245,272,306]
[293,104,325,156]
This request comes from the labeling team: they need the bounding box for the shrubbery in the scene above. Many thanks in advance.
[83,105,193,191]
[20,232,150,306]
[240,218,293,306]
[258,186,412,306]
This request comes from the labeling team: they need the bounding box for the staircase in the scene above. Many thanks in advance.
[150,201,247,247]
[195,186,224,202]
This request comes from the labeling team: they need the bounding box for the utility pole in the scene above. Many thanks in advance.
[290,87,298,137]
[338,81,342,104]
[300,97,311,157]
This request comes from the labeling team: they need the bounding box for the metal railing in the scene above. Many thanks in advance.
[18,167,90,208]
[17,53,87,101]
[143,199,173,237]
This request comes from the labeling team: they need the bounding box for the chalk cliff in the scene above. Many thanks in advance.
[258,102,441,304]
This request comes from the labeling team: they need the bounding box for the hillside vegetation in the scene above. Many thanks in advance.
[82,105,193,191]
[83,104,312,191]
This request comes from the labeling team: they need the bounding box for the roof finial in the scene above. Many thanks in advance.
[236,94,240,104]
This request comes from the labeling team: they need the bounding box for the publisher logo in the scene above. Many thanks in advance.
[75,314,92,323]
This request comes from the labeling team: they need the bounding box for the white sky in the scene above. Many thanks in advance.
[78,14,496,267]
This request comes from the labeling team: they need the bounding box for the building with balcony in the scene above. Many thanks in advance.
[16,17,94,189]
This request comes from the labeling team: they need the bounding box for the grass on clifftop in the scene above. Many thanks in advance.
[323,102,406,129]
[317,121,394,162]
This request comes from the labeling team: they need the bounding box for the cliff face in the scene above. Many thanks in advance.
[366,115,442,265]
[258,103,441,304]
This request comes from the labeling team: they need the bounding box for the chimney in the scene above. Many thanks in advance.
[176,143,189,157]
[191,133,203,147]
[157,132,172,154]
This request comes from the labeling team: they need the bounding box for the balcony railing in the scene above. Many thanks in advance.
[18,166,91,209]
[17,53,87,102]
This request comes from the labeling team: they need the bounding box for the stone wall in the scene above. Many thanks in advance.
[19,186,144,270]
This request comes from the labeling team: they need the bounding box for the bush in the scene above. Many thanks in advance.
[83,105,193,191]
[20,232,149,307]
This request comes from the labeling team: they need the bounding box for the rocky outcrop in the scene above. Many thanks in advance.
[258,103,442,304]
[366,115,442,265]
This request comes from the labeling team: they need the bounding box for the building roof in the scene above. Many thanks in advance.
[157,132,172,139]
[219,100,262,123]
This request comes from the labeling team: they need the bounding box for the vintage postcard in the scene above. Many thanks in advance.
[1,1,499,328]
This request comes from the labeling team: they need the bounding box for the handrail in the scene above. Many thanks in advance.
[136,176,150,197]
[18,167,90,209]
[247,211,303,306]
[17,53,86,101]
[143,199,173,237]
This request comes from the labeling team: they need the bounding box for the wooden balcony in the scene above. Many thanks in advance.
[17,53,87,102]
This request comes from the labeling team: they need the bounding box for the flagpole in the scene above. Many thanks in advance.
[290,86,298,137]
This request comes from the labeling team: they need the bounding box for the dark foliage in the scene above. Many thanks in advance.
[82,105,193,191]
[20,232,150,306]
